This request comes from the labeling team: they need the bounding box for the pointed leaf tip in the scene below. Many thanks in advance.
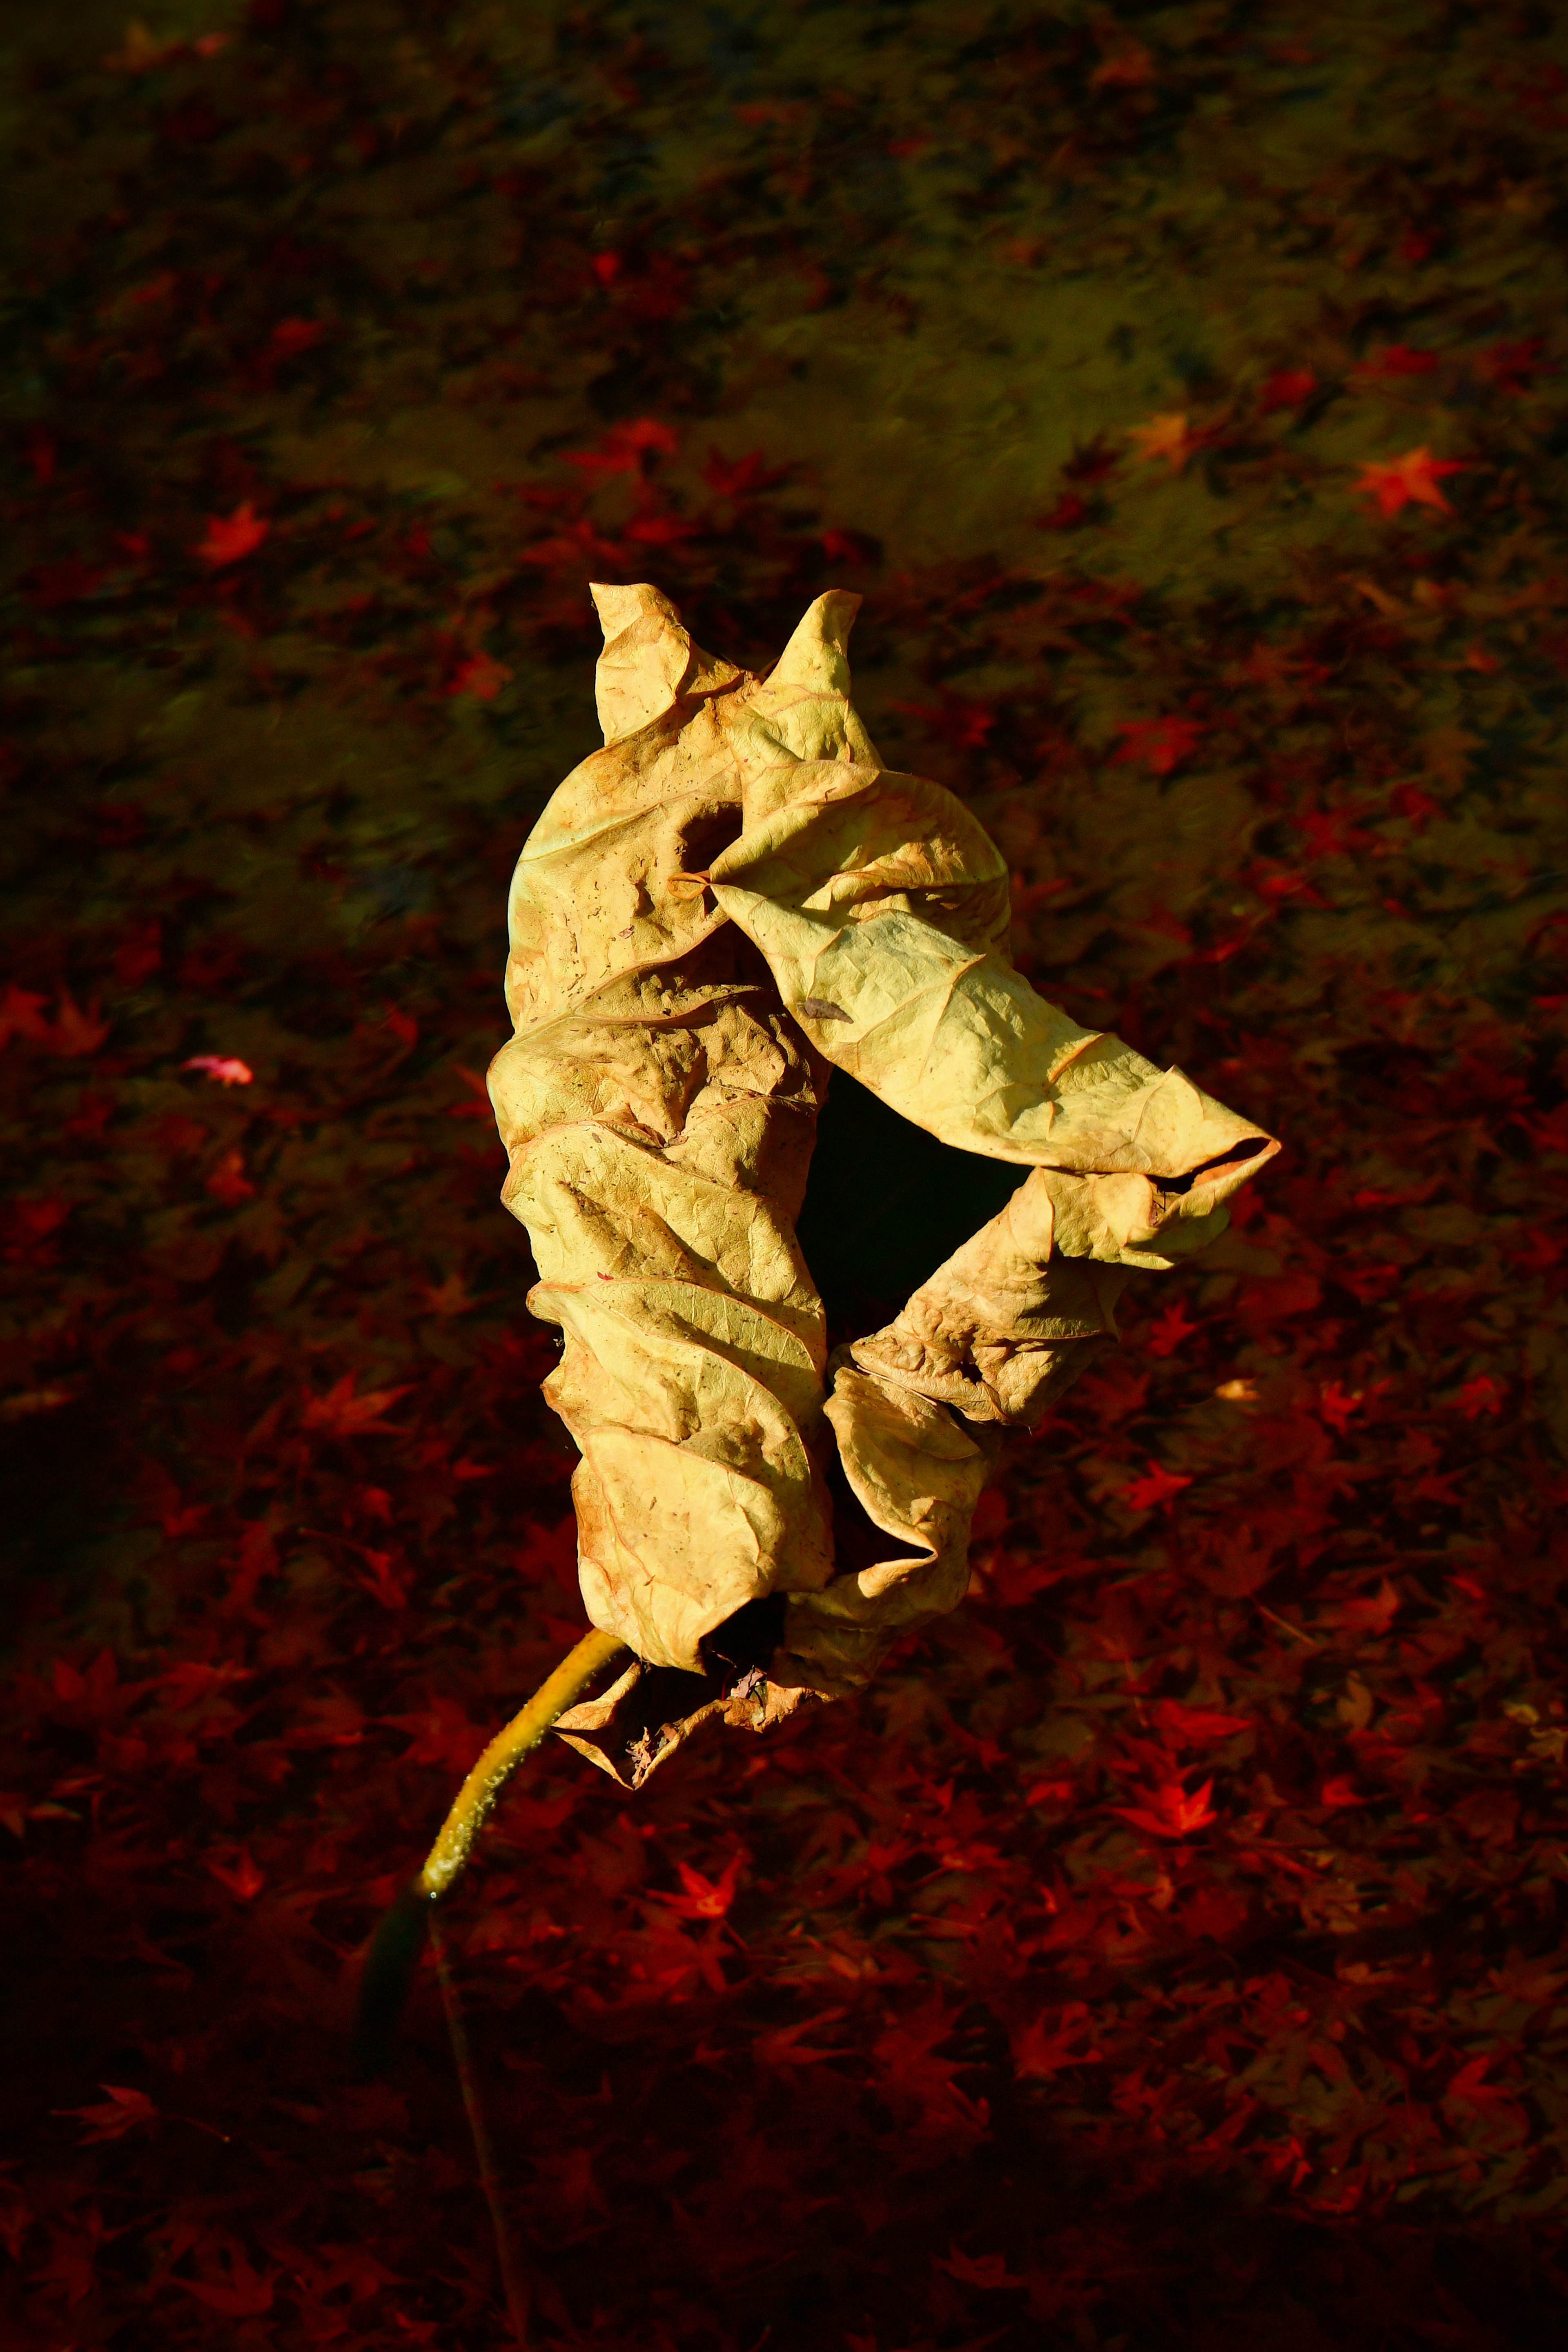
[588,580,684,642]
[589,582,694,744]
[768,590,862,697]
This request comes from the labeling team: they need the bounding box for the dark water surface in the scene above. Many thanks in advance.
[6,4,1568,2347]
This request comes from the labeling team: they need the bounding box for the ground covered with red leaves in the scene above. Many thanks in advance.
[6,3,1568,2346]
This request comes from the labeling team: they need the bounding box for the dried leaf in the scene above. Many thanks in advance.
[489,587,1276,1735]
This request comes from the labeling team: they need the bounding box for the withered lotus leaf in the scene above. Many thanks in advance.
[486,585,1278,1782]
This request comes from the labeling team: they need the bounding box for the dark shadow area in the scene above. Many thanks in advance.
[796,1066,1024,1341]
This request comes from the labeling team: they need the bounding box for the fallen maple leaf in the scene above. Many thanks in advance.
[196,502,270,566]
[178,2242,277,2317]
[9,1196,71,1256]
[158,1659,249,1708]
[1478,336,1551,392]
[1090,41,1155,90]
[1127,410,1198,471]
[447,650,511,700]
[183,1054,254,1085]
[0,1388,76,1423]
[301,1374,413,1436]
[1443,2055,1519,2112]
[1353,447,1469,517]
[1150,1699,1253,1745]
[559,417,678,485]
[1114,1776,1218,1838]
[1317,1380,1363,1434]
[57,2085,158,2143]
[205,1149,256,1205]
[1024,1775,1078,1808]
[1121,1462,1194,1512]
[269,316,325,356]
[103,22,180,70]
[1010,2002,1101,2079]
[1111,715,1206,774]
[207,1849,265,1900]
[1322,1579,1400,1634]
[1145,1300,1197,1356]
[1035,490,1092,530]
[1355,343,1439,380]
[1455,1374,1503,1418]
[354,1548,410,1609]
[1259,366,1318,412]
[702,446,790,498]
[753,2016,850,2068]
[51,989,108,1056]
[386,1695,487,1771]
[423,1272,472,1316]
[649,1851,746,1920]
[0,984,54,1049]
[937,2243,1027,2288]
[448,1062,494,1119]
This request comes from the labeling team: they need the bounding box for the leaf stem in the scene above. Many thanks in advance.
[432,1910,531,2346]
[416,1625,627,1901]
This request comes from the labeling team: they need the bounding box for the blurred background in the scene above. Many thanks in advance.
[4,4,1568,2346]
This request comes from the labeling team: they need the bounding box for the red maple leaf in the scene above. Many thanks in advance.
[57,2085,159,2143]
[0,984,54,1049]
[1478,336,1551,392]
[1111,715,1206,774]
[1444,2055,1519,2112]
[560,417,678,484]
[936,2243,1027,2289]
[51,989,109,1057]
[1090,40,1154,89]
[1149,1699,1252,1745]
[269,316,324,356]
[178,2240,276,2317]
[1121,1462,1194,1512]
[447,650,511,700]
[205,1149,256,1205]
[1355,342,1439,379]
[1259,366,1318,411]
[1113,1776,1218,1838]
[196,502,270,565]
[1353,447,1469,517]
[158,1658,249,1709]
[448,1062,495,1120]
[1322,1579,1400,1634]
[820,526,878,566]
[1010,2002,1100,2079]
[387,1695,487,1771]
[702,447,790,499]
[1296,807,1373,858]
[1317,1381,1363,1434]
[114,920,162,983]
[353,1547,410,1609]
[207,1848,265,1900]
[301,1374,413,1437]
[1145,1301,1197,1356]
[1455,1374,1503,1418]
[649,1851,746,1920]
[1062,432,1120,482]
[753,2015,851,2068]
[894,691,995,751]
